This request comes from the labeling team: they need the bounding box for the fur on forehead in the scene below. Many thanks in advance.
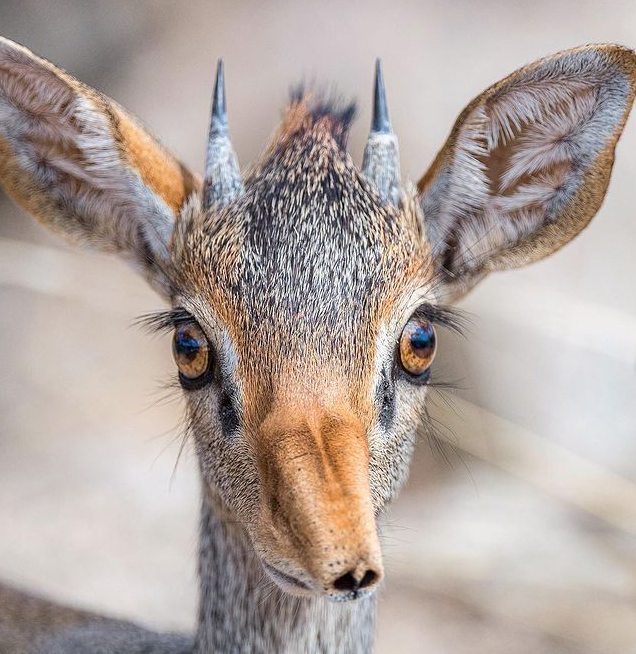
[170,94,432,332]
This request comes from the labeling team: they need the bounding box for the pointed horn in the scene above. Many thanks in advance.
[371,58,391,134]
[362,59,401,206]
[210,58,228,136]
[202,60,243,210]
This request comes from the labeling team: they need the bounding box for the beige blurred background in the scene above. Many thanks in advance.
[1,1,636,652]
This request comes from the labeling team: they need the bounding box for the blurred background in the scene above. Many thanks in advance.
[1,1,635,652]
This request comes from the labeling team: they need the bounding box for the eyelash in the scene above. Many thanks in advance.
[136,307,196,334]
[409,304,468,336]
[137,309,214,391]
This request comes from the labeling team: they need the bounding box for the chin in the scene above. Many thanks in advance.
[262,561,317,597]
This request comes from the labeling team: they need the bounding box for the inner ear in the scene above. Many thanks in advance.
[483,86,598,200]
[460,81,606,261]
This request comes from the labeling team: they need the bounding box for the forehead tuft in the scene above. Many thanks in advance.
[275,90,357,151]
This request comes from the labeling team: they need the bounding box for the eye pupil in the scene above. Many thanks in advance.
[175,334,200,360]
[410,325,434,351]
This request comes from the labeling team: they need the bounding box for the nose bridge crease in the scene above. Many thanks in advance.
[308,413,358,495]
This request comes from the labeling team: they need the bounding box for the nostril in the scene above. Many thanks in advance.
[333,571,357,592]
[359,569,378,589]
[333,568,379,593]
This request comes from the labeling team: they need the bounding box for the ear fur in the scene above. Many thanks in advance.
[419,45,636,302]
[0,36,200,297]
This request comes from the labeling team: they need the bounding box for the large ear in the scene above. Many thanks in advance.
[419,45,636,302]
[0,36,200,297]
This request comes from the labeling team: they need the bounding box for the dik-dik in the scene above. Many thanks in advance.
[0,36,634,654]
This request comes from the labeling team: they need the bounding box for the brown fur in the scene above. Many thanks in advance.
[257,401,382,592]
[0,36,635,653]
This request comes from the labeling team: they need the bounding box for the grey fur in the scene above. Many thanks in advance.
[194,494,377,654]
[0,583,191,654]
[31,624,192,654]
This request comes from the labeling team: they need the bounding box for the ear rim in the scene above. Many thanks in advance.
[418,44,636,302]
[0,35,201,299]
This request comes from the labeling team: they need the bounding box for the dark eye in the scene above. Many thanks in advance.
[172,322,211,387]
[399,318,437,379]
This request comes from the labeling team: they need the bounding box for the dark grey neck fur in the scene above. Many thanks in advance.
[194,490,377,654]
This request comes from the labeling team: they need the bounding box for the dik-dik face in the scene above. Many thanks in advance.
[1,38,634,601]
[168,102,441,598]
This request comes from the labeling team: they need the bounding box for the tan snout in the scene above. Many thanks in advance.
[257,404,383,598]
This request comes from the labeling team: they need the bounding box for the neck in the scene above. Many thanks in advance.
[194,489,377,654]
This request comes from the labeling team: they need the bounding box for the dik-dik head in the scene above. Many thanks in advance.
[1,37,634,601]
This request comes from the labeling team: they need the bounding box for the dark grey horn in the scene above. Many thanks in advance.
[362,59,401,206]
[202,60,243,210]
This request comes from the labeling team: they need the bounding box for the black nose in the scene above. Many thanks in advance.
[333,568,379,593]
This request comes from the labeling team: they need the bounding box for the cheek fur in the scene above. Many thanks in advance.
[188,395,262,525]
[367,385,427,510]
